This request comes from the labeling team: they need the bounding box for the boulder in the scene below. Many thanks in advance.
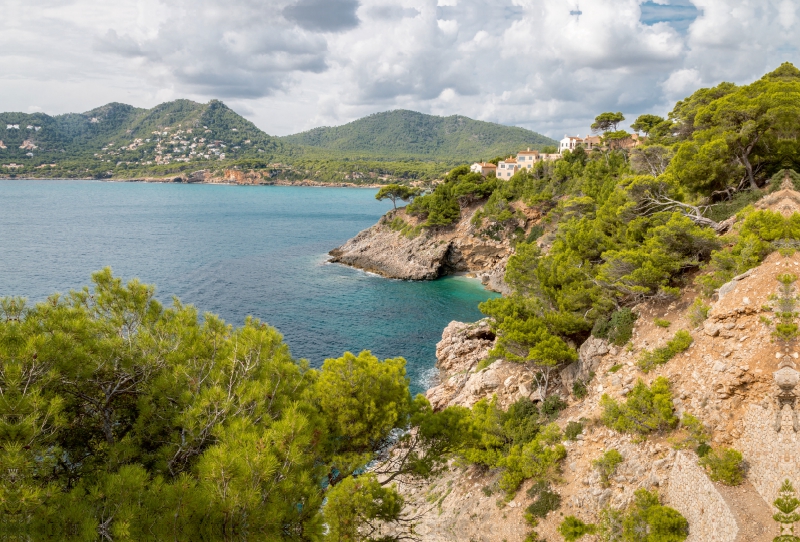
[561,336,610,394]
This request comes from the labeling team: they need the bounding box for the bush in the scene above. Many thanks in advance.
[564,421,583,440]
[654,318,671,328]
[593,308,638,346]
[687,298,710,327]
[638,330,693,372]
[593,449,624,487]
[601,377,678,436]
[540,394,567,420]
[599,489,688,542]
[559,516,597,541]
[524,480,562,520]
[572,378,588,399]
[699,447,745,485]
[676,413,710,450]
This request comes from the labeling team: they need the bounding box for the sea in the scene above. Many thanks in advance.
[0,180,498,393]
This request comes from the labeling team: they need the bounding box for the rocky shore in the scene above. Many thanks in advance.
[328,205,512,293]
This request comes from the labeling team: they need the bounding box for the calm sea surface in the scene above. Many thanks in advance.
[0,180,498,392]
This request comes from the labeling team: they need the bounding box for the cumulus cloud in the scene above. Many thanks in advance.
[0,0,798,137]
[283,0,361,32]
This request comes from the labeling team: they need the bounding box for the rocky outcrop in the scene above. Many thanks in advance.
[329,206,511,287]
[560,336,611,394]
[328,223,453,280]
[426,320,543,411]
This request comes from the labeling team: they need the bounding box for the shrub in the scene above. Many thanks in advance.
[593,308,638,346]
[601,377,678,435]
[687,298,710,327]
[599,489,688,542]
[593,449,624,487]
[564,421,583,441]
[540,394,567,420]
[638,330,693,372]
[675,413,710,450]
[559,516,597,541]
[696,443,712,458]
[572,378,588,399]
[654,318,671,328]
[699,447,745,486]
[524,480,562,520]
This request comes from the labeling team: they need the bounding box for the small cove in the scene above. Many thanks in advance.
[0,180,499,393]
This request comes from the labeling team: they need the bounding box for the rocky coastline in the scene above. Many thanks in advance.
[328,205,513,293]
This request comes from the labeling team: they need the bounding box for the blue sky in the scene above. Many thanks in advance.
[1,0,798,139]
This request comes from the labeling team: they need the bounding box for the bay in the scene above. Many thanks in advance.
[0,180,498,393]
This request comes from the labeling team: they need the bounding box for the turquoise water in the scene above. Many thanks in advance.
[0,180,498,392]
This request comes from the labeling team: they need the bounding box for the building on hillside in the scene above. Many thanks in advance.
[516,149,540,169]
[559,135,602,153]
[0,141,6,149]
[497,157,519,179]
[6,124,19,130]
[2,163,22,169]
[470,162,497,176]
[19,140,38,151]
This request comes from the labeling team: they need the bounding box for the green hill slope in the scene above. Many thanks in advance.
[0,100,289,169]
[281,110,556,159]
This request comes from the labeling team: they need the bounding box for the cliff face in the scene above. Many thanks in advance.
[328,204,513,292]
[387,246,800,542]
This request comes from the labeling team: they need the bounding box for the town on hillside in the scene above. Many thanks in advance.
[470,130,644,179]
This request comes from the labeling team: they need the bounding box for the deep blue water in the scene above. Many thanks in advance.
[0,180,498,392]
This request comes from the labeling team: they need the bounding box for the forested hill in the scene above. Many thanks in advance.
[0,99,290,165]
[281,109,556,159]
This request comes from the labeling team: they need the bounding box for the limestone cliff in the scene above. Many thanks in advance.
[329,204,514,292]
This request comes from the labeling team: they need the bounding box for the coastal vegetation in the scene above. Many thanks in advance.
[7,63,800,540]
[0,104,554,184]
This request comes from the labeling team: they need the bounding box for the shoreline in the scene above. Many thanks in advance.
[1,177,384,188]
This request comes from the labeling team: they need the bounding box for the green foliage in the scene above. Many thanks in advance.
[593,449,624,487]
[676,413,710,450]
[564,421,584,440]
[593,309,638,346]
[699,448,745,486]
[601,377,678,435]
[598,490,689,542]
[540,394,567,420]
[281,109,556,160]
[592,112,626,134]
[324,474,404,542]
[654,318,671,328]
[559,515,598,541]
[638,330,693,372]
[773,479,800,541]
[375,183,421,209]
[572,378,589,399]
[772,273,799,341]
[460,397,566,496]
[524,480,562,520]
[407,165,500,226]
[631,114,666,136]
[688,298,711,327]
[0,270,468,540]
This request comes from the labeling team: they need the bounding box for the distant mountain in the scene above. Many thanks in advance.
[0,100,289,165]
[281,110,557,159]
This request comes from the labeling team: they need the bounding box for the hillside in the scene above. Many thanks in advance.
[0,100,290,178]
[281,109,556,160]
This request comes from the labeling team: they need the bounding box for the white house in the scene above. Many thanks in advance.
[470,162,498,176]
[559,135,603,153]
[6,124,19,130]
[516,149,540,169]
[497,157,519,179]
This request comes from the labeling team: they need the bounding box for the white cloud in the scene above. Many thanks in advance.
[0,0,798,139]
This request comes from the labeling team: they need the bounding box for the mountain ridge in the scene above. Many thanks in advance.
[282,109,556,159]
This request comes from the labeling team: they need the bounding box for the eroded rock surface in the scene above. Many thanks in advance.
[329,205,512,288]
